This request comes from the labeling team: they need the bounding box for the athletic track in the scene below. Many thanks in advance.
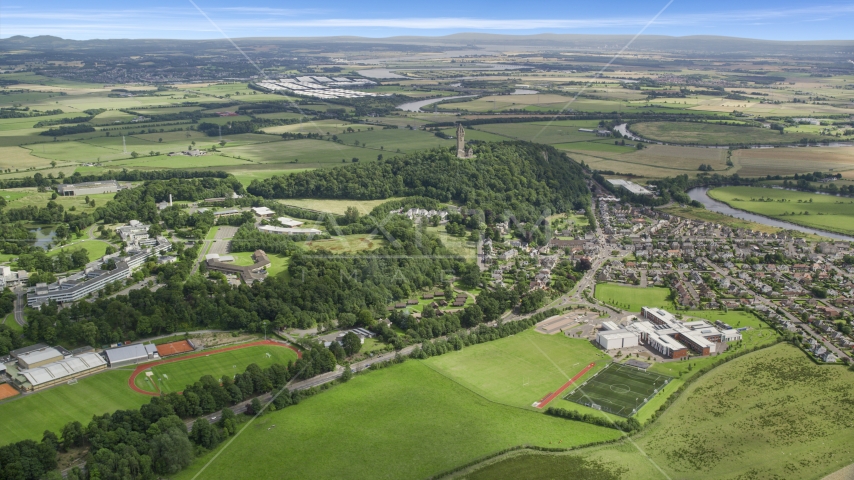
[535,362,596,409]
[127,340,302,396]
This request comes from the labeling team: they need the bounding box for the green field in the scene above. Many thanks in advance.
[424,329,610,408]
[707,186,854,236]
[227,251,290,277]
[461,450,631,480]
[631,121,824,145]
[173,360,621,480]
[593,283,674,312]
[221,138,375,167]
[0,370,147,445]
[134,345,299,394]
[564,363,671,417]
[46,239,110,261]
[468,344,854,480]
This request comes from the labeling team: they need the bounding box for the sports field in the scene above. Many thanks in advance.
[0,370,148,445]
[173,360,621,480]
[133,344,299,394]
[423,329,610,408]
[564,363,671,417]
[594,283,674,312]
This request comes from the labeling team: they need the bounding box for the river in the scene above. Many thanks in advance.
[687,187,854,241]
[397,95,476,112]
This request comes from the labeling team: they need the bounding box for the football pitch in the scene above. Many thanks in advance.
[564,363,671,417]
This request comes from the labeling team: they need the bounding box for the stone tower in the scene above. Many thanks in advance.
[456,124,466,158]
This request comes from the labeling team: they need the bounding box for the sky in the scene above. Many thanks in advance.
[1,0,853,41]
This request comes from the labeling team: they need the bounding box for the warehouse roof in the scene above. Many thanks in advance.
[20,353,106,387]
[104,344,157,364]
[16,347,63,366]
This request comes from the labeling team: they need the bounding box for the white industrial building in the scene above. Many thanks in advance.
[104,343,159,367]
[17,353,107,391]
[56,180,120,196]
[607,179,653,195]
[258,225,322,236]
[277,217,304,227]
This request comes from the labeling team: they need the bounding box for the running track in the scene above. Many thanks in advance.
[535,362,596,409]
[127,340,301,396]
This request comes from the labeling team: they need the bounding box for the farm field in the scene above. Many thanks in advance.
[0,370,147,445]
[473,121,603,145]
[707,186,854,236]
[221,138,374,167]
[733,146,854,177]
[173,360,621,480]
[134,345,299,394]
[334,128,454,153]
[631,121,824,145]
[594,283,674,312]
[423,329,610,408]
[563,143,728,177]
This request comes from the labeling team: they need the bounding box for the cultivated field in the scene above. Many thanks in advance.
[277,197,406,215]
[733,146,854,177]
[707,186,854,236]
[631,121,824,145]
[134,345,299,394]
[423,329,609,408]
[564,144,728,178]
[564,363,671,417]
[173,360,621,480]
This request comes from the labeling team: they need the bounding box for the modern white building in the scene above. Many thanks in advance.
[607,179,653,195]
[596,329,640,350]
[258,225,322,236]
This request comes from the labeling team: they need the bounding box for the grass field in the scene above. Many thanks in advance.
[707,186,854,235]
[300,234,385,254]
[1,188,116,215]
[423,329,610,408]
[221,138,374,167]
[564,363,672,417]
[477,344,854,480]
[0,370,147,445]
[46,240,110,261]
[632,121,824,145]
[594,283,674,312]
[227,251,290,277]
[134,345,299,394]
[563,143,728,178]
[173,360,621,480]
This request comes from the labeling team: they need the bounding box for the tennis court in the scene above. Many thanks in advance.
[564,362,671,417]
[156,340,195,357]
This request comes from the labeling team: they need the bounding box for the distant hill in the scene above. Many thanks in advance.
[2,33,853,57]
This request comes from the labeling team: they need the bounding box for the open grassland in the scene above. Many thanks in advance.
[0,370,147,445]
[259,119,357,134]
[466,344,854,480]
[424,329,610,409]
[134,345,298,394]
[594,283,674,312]
[0,146,69,170]
[2,188,115,215]
[173,360,621,480]
[277,197,405,215]
[733,146,854,177]
[459,449,638,480]
[707,186,854,236]
[631,121,824,145]
[300,234,385,254]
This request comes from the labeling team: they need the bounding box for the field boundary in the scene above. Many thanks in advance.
[127,340,301,396]
[535,362,595,409]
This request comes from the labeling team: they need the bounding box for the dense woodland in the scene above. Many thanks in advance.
[248,142,590,223]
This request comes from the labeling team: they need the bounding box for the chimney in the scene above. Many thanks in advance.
[169,194,172,206]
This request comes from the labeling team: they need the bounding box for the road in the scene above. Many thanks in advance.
[13,288,26,327]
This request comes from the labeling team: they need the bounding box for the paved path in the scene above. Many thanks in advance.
[13,288,26,327]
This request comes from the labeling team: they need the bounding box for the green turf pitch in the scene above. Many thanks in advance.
[564,363,671,417]
[135,346,298,394]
